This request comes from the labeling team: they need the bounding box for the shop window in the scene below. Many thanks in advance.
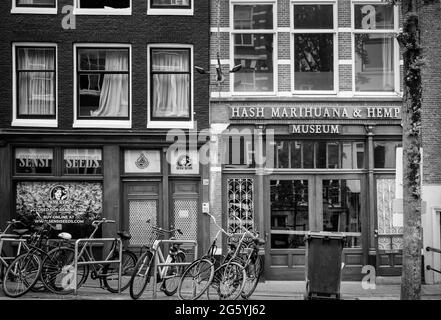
[292,4,336,92]
[74,0,131,14]
[124,150,161,174]
[274,140,364,169]
[14,45,56,121]
[15,148,54,175]
[232,4,275,93]
[322,179,362,248]
[354,3,398,93]
[150,0,190,9]
[63,149,102,175]
[374,141,402,168]
[270,179,309,249]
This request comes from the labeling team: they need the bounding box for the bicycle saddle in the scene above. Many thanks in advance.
[254,238,266,246]
[12,229,29,235]
[117,231,132,240]
[58,232,72,240]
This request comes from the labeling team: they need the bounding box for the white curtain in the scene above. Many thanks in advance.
[90,51,128,117]
[18,48,55,116]
[381,35,394,89]
[152,50,189,118]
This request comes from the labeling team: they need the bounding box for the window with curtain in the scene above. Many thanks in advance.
[77,0,130,9]
[16,47,56,118]
[150,48,191,120]
[232,4,274,93]
[77,48,129,119]
[292,4,335,91]
[16,0,55,7]
[354,3,397,92]
[151,0,190,8]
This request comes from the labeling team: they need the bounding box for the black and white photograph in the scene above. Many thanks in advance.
[0,0,440,316]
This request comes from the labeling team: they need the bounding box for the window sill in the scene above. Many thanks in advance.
[73,120,131,129]
[12,119,58,128]
[11,8,57,15]
[147,8,193,16]
[73,8,131,15]
[147,121,194,129]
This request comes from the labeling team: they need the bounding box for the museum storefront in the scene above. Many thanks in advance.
[218,104,404,280]
[0,138,207,254]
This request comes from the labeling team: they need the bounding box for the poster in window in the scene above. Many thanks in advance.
[124,150,161,173]
[170,149,199,175]
[64,149,102,175]
[16,181,103,226]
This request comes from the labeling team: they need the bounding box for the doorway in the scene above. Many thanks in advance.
[265,174,365,280]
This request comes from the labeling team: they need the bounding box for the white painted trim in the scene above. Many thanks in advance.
[211,91,232,98]
[11,0,57,14]
[147,0,193,16]
[277,27,290,33]
[277,92,292,97]
[278,59,291,65]
[210,27,230,33]
[147,43,194,129]
[73,43,132,129]
[73,0,132,15]
[12,42,58,128]
[338,27,352,33]
[210,166,222,172]
[211,59,230,65]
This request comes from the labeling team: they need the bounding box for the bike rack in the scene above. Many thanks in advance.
[151,239,198,299]
[0,236,27,264]
[426,246,441,275]
[73,238,123,295]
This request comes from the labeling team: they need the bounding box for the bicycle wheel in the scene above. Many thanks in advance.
[129,250,153,300]
[103,250,137,293]
[177,258,214,300]
[2,252,42,298]
[241,254,263,299]
[40,247,89,295]
[207,261,246,300]
[162,251,185,296]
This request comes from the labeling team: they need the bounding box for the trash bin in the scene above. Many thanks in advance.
[304,232,346,300]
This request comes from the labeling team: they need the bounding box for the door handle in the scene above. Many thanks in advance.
[374,229,378,238]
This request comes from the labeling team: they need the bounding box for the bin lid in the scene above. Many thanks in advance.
[305,231,347,240]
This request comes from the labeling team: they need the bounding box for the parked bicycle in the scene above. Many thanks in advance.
[177,212,248,300]
[40,218,137,295]
[129,221,186,300]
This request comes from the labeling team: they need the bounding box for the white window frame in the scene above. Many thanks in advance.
[351,0,401,96]
[11,0,57,14]
[290,1,338,95]
[147,43,194,129]
[12,42,58,128]
[73,43,132,129]
[147,0,193,16]
[73,0,132,15]
[230,0,278,96]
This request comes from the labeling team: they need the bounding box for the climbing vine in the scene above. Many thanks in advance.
[396,10,424,199]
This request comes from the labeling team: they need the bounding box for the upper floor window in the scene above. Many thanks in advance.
[292,4,336,93]
[148,0,193,15]
[12,0,57,14]
[74,44,131,128]
[353,3,399,93]
[74,0,131,15]
[147,45,193,129]
[13,44,57,127]
[232,4,275,94]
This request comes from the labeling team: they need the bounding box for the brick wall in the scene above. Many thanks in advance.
[0,0,210,130]
[420,3,441,184]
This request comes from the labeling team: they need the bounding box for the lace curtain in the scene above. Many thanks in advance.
[90,50,129,117]
[17,48,55,116]
[152,50,189,118]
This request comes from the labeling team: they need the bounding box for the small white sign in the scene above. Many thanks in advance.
[393,213,404,227]
[178,210,189,218]
[202,202,209,214]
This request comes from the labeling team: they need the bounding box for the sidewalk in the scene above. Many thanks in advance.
[1,280,440,300]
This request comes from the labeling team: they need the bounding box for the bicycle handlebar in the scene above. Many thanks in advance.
[92,218,116,227]
[149,223,183,236]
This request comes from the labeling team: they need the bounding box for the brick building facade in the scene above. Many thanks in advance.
[0,0,210,253]
[209,0,406,280]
